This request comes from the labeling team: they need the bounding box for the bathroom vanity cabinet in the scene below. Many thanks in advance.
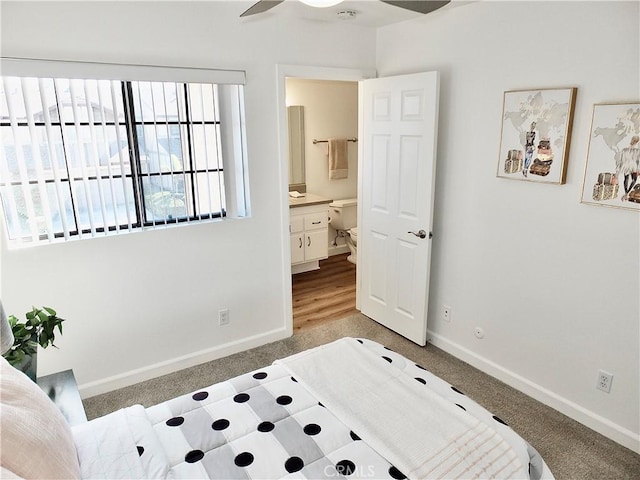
[289,197,331,274]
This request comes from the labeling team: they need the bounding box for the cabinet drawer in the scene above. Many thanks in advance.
[290,216,304,233]
[304,212,327,230]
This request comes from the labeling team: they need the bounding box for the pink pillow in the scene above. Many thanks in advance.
[0,357,80,479]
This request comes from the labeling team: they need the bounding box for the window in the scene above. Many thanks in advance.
[0,60,248,245]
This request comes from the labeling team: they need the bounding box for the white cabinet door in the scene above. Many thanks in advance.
[304,230,328,261]
[290,233,305,264]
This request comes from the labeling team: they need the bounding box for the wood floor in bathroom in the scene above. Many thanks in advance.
[292,253,359,333]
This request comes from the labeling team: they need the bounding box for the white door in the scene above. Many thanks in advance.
[359,72,439,346]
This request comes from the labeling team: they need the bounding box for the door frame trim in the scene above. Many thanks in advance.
[276,64,376,336]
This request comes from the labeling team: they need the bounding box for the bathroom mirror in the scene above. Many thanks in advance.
[288,105,306,191]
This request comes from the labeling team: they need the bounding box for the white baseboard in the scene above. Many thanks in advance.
[80,327,290,398]
[427,330,640,454]
[329,245,349,256]
[291,261,320,274]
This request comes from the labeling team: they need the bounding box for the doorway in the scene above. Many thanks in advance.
[287,78,358,332]
[279,66,439,344]
[278,65,374,335]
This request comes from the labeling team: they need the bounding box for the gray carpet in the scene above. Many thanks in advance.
[84,314,640,480]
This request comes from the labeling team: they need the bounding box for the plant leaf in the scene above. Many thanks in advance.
[37,310,48,324]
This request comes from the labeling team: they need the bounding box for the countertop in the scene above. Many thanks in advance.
[288,192,333,208]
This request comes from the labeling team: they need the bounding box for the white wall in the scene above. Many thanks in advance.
[285,78,358,253]
[0,1,376,396]
[377,1,639,451]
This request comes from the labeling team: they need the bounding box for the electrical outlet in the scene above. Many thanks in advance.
[218,309,230,326]
[443,305,452,323]
[596,370,613,393]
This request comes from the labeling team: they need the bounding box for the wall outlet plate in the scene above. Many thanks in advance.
[218,309,230,326]
[596,370,613,393]
[443,305,452,322]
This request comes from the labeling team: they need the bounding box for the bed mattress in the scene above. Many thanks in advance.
[72,337,553,479]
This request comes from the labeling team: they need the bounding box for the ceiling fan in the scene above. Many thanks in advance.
[240,0,451,18]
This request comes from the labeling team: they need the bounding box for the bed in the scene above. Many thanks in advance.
[0,337,553,479]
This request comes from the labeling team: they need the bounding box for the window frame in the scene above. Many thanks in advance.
[0,58,249,246]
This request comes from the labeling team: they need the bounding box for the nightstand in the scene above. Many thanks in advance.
[37,370,87,426]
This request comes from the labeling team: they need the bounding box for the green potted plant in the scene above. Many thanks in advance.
[2,306,65,381]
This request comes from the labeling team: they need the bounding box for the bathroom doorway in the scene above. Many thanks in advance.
[281,66,439,344]
[281,69,366,334]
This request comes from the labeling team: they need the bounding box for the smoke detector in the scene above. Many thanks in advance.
[336,9,357,20]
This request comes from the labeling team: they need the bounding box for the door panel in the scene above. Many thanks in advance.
[395,239,417,316]
[371,135,391,212]
[360,72,439,346]
[368,230,388,304]
[398,136,421,218]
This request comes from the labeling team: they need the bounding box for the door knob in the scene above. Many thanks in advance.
[408,229,428,239]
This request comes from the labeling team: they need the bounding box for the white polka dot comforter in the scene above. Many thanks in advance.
[71,338,553,479]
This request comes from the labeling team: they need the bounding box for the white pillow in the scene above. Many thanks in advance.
[0,357,80,479]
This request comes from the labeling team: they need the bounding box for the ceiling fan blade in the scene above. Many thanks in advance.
[240,0,285,17]
[379,0,451,15]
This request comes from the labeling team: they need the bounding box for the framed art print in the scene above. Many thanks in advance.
[580,102,640,211]
[497,87,577,184]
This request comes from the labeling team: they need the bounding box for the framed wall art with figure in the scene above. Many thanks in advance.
[580,102,640,211]
[497,87,577,184]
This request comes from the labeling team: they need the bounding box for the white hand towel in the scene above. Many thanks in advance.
[328,138,348,179]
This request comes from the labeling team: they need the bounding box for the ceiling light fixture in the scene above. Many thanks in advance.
[299,0,344,8]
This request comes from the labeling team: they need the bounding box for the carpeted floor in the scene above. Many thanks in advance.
[84,313,640,480]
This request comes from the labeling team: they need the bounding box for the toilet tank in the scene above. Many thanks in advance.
[328,198,357,231]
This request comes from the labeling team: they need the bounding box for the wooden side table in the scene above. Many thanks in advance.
[37,370,87,426]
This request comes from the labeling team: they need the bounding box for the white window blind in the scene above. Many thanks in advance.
[0,58,249,245]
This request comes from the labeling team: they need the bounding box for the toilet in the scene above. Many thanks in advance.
[328,198,358,265]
